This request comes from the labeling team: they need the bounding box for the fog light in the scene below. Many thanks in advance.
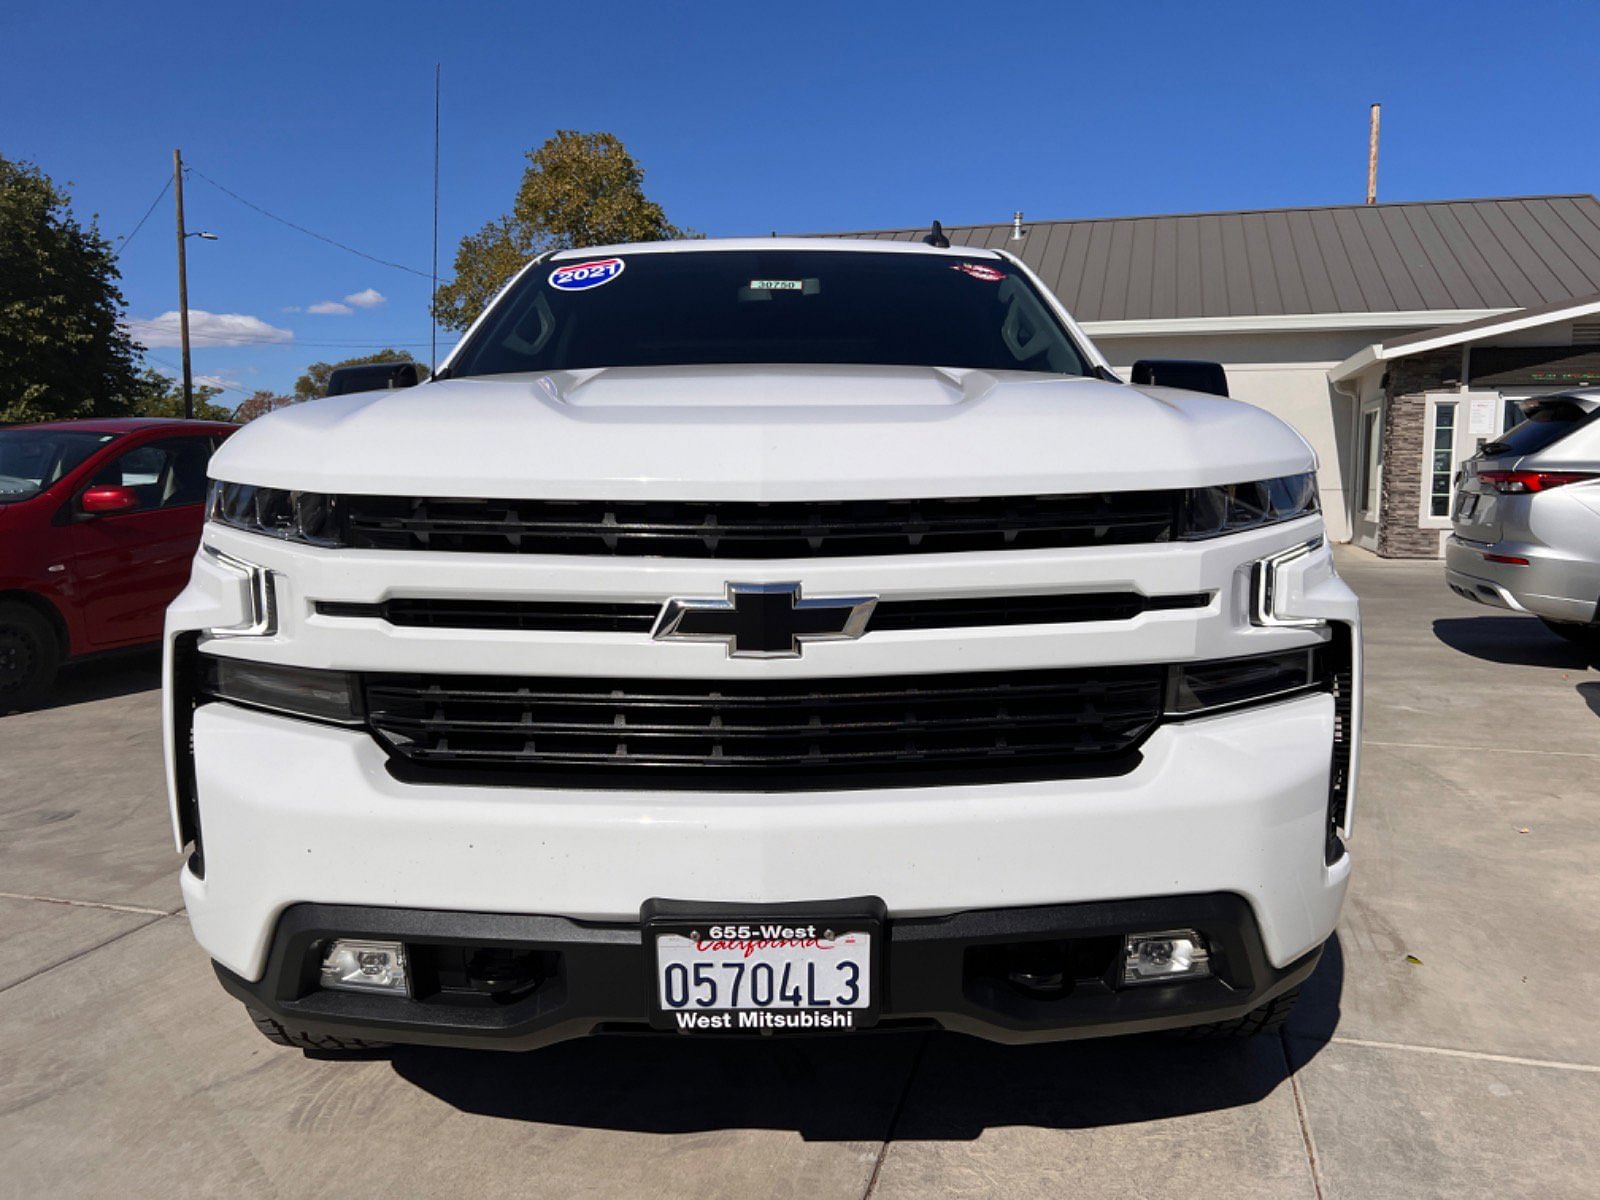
[1122,930,1210,985]
[320,939,408,994]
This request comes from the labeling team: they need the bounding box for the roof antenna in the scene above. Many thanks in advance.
[923,220,950,248]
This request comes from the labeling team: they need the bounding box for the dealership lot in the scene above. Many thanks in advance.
[1,548,1596,1199]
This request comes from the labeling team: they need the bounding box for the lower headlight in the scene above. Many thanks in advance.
[1123,930,1211,985]
[320,939,408,994]
[197,655,362,725]
[1166,647,1324,716]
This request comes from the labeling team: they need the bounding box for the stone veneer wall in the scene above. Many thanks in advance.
[1376,349,1460,558]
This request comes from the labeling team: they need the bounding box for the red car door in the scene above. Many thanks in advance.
[66,436,217,650]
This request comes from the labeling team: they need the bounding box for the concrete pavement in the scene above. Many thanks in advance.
[1,549,1596,1198]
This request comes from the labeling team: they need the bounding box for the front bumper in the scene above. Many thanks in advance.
[1446,535,1600,624]
[182,692,1350,983]
[216,893,1321,1050]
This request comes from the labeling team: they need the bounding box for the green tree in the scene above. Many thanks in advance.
[0,155,145,423]
[233,388,294,423]
[127,368,235,421]
[432,131,686,330]
[293,348,417,403]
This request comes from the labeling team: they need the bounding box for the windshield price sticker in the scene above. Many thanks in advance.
[549,257,626,291]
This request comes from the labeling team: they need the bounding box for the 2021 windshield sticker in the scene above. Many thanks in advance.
[952,263,1006,283]
[550,257,626,291]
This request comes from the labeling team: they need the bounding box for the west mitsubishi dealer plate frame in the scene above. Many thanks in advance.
[642,896,886,1034]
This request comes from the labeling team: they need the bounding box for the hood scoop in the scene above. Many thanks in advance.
[537,364,1002,410]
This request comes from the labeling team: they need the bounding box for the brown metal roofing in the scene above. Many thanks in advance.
[814,196,1600,323]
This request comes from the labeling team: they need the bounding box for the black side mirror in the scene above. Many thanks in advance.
[325,362,425,398]
[1130,359,1229,398]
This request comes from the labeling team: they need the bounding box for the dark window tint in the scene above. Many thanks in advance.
[89,437,215,512]
[449,250,1090,379]
[0,429,120,503]
[1482,399,1600,457]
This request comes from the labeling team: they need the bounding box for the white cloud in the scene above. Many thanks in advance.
[307,300,353,315]
[344,288,386,309]
[128,310,293,349]
[281,305,302,313]
[195,373,244,393]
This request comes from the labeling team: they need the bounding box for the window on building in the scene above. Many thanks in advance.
[1428,401,1458,517]
[1358,410,1380,515]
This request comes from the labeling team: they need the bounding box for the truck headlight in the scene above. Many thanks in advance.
[1165,648,1324,716]
[207,481,342,546]
[196,654,363,725]
[1179,473,1319,539]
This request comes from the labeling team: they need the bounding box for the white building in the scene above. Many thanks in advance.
[829,196,1600,554]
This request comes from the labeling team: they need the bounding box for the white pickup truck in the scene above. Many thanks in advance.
[165,237,1360,1052]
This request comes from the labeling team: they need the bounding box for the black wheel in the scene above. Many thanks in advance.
[246,1007,392,1053]
[0,602,61,713]
[1177,986,1301,1038]
[1539,617,1600,652]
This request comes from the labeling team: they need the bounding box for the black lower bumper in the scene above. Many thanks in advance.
[216,893,1320,1052]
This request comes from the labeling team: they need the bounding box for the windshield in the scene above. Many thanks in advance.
[447,250,1092,379]
[0,429,120,503]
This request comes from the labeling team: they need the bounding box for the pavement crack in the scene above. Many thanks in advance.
[0,912,174,998]
[1281,1031,1326,1200]
[0,890,178,916]
[1309,1033,1600,1074]
[862,1032,929,1200]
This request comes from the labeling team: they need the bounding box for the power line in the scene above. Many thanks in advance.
[124,319,455,349]
[115,175,172,250]
[143,354,252,396]
[184,163,432,279]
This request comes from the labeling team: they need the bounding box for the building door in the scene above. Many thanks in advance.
[1417,391,1501,545]
[1351,396,1383,551]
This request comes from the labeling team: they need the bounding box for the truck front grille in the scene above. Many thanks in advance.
[342,492,1180,559]
[317,591,1211,634]
[363,667,1166,789]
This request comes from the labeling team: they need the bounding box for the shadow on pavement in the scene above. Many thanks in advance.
[390,933,1343,1141]
[1578,682,1600,720]
[1432,616,1596,669]
[2,646,161,716]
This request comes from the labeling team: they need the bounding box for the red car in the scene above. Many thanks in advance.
[0,417,236,710]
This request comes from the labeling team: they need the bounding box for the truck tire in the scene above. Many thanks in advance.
[247,1007,392,1052]
[0,603,61,713]
[1178,985,1301,1038]
[1539,618,1600,654]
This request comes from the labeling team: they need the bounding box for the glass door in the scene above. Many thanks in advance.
[1352,397,1383,550]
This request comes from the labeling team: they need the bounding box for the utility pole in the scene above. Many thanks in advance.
[173,148,194,419]
[1366,103,1381,206]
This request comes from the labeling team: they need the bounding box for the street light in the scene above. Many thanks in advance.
[186,231,218,241]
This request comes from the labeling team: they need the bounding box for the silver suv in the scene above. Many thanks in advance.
[1447,389,1600,650]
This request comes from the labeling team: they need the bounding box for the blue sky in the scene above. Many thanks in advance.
[3,0,1595,401]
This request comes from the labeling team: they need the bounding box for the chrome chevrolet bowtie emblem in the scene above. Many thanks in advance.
[652,582,877,658]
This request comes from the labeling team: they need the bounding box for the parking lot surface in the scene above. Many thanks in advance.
[2,548,1597,1199]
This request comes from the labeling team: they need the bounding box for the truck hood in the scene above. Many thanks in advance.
[210,365,1315,500]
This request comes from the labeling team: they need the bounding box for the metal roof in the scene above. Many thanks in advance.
[815,196,1600,323]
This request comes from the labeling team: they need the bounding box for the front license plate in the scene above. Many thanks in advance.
[649,917,877,1034]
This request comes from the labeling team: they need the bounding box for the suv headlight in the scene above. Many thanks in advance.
[1179,473,1319,539]
[207,481,341,546]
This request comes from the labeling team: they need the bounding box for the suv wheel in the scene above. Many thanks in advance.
[1539,617,1600,654]
[0,603,61,713]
